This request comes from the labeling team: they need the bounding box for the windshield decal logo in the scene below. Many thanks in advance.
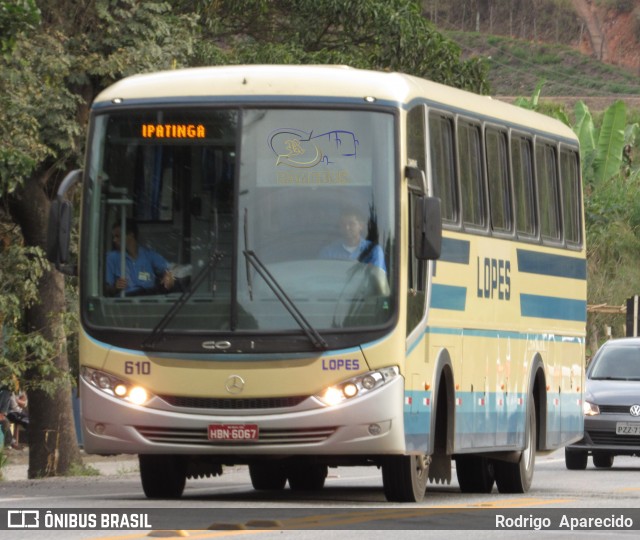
[630,404,640,417]
[225,375,245,395]
[269,129,359,168]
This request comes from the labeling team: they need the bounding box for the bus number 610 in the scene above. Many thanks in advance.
[124,361,151,375]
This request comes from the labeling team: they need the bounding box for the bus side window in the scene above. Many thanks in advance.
[429,113,457,223]
[512,135,536,237]
[560,149,582,246]
[458,121,485,229]
[536,142,561,242]
[486,128,512,233]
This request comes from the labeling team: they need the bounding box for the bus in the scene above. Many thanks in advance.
[48,65,586,502]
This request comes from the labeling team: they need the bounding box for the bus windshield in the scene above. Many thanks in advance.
[82,107,396,344]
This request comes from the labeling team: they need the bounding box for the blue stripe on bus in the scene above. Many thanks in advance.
[407,326,584,357]
[517,249,586,280]
[430,284,467,311]
[404,390,583,450]
[440,237,470,264]
[520,294,587,322]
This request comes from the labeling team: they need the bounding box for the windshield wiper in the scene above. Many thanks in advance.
[243,249,328,351]
[142,250,225,351]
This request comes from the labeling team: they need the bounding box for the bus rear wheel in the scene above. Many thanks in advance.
[494,401,536,493]
[455,455,495,493]
[382,454,429,502]
[139,454,186,499]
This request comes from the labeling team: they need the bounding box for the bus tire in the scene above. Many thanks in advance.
[593,452,614,469]
[249,462,287,490]
[495,400,536,493]
[287,463,328,491]
[564,448,588,470]
[382,454,429,502]
[139,454,186,499]
[455,455,495,493]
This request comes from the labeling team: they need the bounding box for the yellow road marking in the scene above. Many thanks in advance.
[85,498,578,539]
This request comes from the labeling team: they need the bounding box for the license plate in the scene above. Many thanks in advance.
[208,424,259,441]
[616,422,640,435]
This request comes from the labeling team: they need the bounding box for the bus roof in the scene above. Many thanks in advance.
[94,65,576,142]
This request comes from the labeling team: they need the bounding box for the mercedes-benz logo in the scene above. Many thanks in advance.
[630,404,640,417]
[225,375,245,395]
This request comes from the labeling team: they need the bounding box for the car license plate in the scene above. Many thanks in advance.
[616,422,640,435]
[208,424,259,441]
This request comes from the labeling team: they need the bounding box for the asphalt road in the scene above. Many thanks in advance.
[1,449,640,538]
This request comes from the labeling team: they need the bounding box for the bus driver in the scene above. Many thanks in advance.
[105,219,175,296]
[319,206,386,272]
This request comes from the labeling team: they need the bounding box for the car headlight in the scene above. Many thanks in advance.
[583,400,600,416]
[315,366,400,407]
[81,366,151,406]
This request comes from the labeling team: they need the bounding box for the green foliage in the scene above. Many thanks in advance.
[0,239,67,392]
[0,0,39,53]
[593,101,627,185]
[188,0,489,93]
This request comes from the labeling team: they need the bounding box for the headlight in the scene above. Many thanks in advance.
[316,366,400,407]
[81,367,152,406]
[583,400,600,416]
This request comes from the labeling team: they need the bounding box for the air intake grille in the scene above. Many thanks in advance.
[135,425,337,446]
[599,405,636,414]
[158,395,309,410]
[587,430,640,447]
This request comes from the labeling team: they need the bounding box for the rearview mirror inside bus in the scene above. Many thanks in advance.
[414,196,442,261]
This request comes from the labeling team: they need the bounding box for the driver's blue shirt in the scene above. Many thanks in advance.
[319,238,386,271]
[106,246,170,294]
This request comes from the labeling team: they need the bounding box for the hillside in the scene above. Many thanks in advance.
[427,0,640,110]
[448,31,640,111]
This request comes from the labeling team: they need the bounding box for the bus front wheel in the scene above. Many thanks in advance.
[382,454,429,502]
[494,401,536,493]
[139,454,186,499]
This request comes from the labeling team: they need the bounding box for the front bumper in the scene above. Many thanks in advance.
[80,374,407,456]
[567,414,640,455]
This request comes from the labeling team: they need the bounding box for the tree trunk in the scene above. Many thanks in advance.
[571,0,607,61]
[9,172,82,478]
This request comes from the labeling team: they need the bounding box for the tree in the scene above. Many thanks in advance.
[189,0,489,94]
[0,0,196,478]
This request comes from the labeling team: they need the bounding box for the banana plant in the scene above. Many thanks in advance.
[574,99,630,187]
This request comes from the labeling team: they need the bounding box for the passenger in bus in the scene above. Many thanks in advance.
[319,206,386,271]
[105,219,175,296]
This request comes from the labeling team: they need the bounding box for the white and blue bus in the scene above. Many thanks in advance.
[48,65,586,501]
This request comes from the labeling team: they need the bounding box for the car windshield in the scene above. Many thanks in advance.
[590,345,640,380]
[82,106,396,342]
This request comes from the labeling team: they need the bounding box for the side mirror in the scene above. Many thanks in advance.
[414,196,442,260]
[46,199,73,264]
[46,169,82,275]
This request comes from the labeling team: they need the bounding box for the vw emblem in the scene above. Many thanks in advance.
[225,375,245,395]
[630,404,640,417]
